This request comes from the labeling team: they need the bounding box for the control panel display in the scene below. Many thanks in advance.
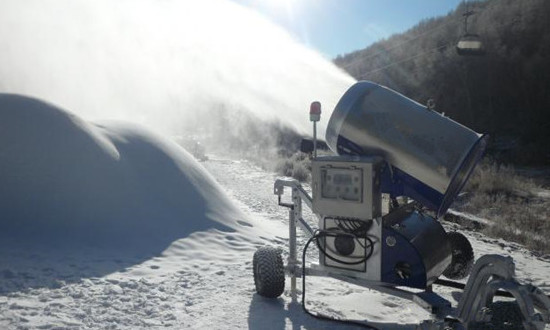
[312,156,382,220]
[321,168,362,202]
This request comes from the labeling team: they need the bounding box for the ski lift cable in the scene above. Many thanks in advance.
[339,16,462,70]
[355,41,454,79]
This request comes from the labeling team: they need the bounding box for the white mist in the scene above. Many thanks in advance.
[0,0,354,139]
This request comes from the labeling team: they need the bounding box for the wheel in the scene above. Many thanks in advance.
[253,247,285,298]
[443,231,474,280]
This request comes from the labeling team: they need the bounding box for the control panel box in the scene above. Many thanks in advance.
[312,156,383,220]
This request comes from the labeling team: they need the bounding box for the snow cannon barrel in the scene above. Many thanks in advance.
[326,81,488,218]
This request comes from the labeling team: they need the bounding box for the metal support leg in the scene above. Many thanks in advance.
[456,255,550,329]
[274,179,315,304]
[275,180,306,301]
[289,187,303,300]
[288,206,297,300]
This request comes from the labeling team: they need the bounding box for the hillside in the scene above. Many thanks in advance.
[334,0,550,166]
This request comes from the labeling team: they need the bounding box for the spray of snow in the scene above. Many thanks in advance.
[0,0,354,143]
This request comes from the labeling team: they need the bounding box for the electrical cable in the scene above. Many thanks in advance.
[339,15,463,70]
[301,231,380,330]
[318,222,375,265]
[316,231,371,265]
[336,218,372,249]
[355,42,453,79]
[319,234,375,265]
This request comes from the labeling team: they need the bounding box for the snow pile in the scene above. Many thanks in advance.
[0,94,275,255]
[0,95,290,329]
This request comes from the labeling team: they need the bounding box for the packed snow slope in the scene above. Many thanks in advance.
[0,94,281,286]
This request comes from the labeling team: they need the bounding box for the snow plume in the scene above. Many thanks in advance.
[0,0,354,150]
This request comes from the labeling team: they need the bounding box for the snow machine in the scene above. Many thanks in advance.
[253,81,550,329]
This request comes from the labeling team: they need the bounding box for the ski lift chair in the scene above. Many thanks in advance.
[456,33,485,56]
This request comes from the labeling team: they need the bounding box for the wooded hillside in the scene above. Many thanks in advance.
[334,0,550,165]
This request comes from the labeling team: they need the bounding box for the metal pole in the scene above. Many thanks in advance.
[309,101,321,158]
[289,190,298,299]
[313,121,317,158]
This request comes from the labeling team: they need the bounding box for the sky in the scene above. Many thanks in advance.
[232,0,464,58]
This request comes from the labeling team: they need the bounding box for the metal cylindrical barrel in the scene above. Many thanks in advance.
[326,81,487,217]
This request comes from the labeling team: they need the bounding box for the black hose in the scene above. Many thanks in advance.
[301,231,379,329]
[315,231,375,266]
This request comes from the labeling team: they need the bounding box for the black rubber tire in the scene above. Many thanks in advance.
[253,247,285,298]
[443,231,474,280]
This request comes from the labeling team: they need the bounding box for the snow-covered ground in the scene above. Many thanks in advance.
[1,96,550,329]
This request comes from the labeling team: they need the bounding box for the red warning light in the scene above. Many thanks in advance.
[310,101,321,122]
[310,101,321,114]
